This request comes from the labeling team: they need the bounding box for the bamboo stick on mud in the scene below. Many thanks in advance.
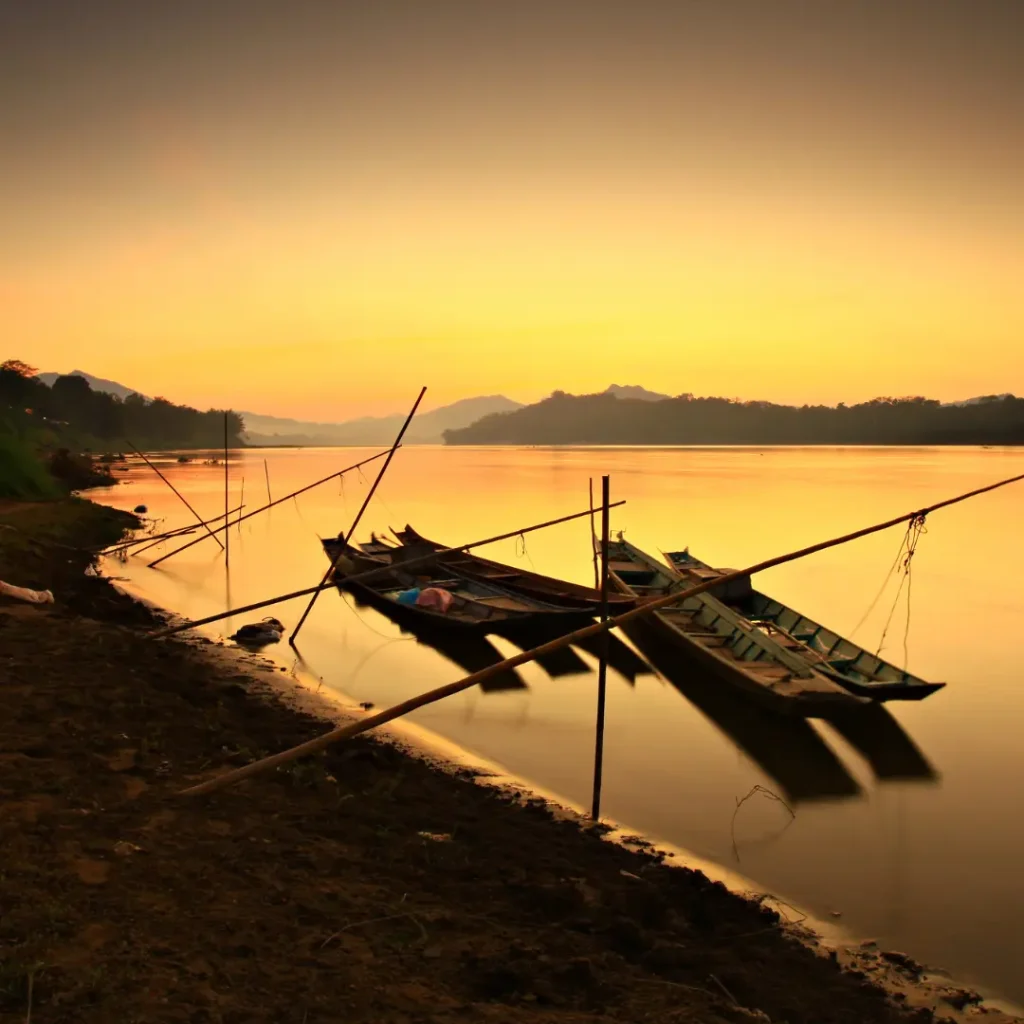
[148,449,394,567]
[289,386,428,644]
[150,500,627,639]
[179,468,1024,797]
[126,443,225,551]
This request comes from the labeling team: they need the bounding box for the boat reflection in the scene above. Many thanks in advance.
[346,595,530,692]
[823,704,939,783]
[623,620,863,805]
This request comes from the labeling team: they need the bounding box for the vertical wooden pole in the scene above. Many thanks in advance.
[223,413,229,569]
[589,477,599,590]
[264,458,272,503]
[591,474,610,820]
[238,477,245,532]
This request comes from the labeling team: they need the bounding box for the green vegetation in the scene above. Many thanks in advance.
[444,391,1024,446]
[0,434,59,499]
[0,359,245,451]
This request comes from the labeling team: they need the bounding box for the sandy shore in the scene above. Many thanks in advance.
[0,495,1014,1023]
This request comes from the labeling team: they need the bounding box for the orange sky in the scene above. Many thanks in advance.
[4,1,1022,419]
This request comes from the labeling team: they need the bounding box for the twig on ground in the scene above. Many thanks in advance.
[320,911,428,949]
[708,972,739,1005]
[25,969,35,1024]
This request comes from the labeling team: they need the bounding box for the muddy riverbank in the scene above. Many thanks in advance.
[0,496,1002,1023]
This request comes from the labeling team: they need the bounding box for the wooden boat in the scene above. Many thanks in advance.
[604,536,870,714]
[661,547,945,701]
[388,524,636,613]
[320,538,590,635]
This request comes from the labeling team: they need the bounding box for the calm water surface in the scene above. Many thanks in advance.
[92,445,1024,1003]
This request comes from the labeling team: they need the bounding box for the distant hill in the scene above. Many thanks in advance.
[38,371,522,445]
[604,384,670,401]
[241,395,524,446]
[443,390,1024,446]
[37,369,149,402]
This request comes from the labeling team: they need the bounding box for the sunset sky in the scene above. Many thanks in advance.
[4,1,1022,420]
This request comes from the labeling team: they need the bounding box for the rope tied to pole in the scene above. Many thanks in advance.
[874,512,927,666]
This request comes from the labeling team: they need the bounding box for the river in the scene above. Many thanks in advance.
[91,444,1024,1005]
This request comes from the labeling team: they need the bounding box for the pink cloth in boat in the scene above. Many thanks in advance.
[415,587,454,613]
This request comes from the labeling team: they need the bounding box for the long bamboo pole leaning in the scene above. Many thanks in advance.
[114,504,246,556]
[179,468,1024,797]
[289,386,427,644]
[150,500,628,639]
[126,443,225,551]
[148,449,393,568]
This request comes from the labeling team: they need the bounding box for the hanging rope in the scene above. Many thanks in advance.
[873,513,927,666]
[515,531,538,571]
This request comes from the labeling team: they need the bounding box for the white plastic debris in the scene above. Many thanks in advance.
[0,580,54,605]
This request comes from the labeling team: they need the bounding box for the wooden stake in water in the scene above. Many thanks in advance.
[264,458,272,504]
[589,477,599,591]
[148,449,392,567]
[223,413,229,569]
[126,442,224,551]
[238,477,245,533]
[591,474,611,820]
[288,386,427,646]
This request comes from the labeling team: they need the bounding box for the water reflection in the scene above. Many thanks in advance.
[823,705,938,783]
[341,593,530,692]
[624,620,862,804]
[624,619,938,803]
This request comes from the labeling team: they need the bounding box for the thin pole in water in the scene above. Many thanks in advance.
[238,477,245,533]
[589,477,599,591]
[121,504,245,556]
[148,449,393,568]
[223,413,229,569]
[591,474,610,820]
[264,458,272,504]
[126,442,224,551]
[289,386,427,646]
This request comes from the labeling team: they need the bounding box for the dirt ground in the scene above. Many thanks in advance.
[0,498,949,1023]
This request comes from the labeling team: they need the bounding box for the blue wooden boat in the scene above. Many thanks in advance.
[661,547,945,701]
[604,536,870,714]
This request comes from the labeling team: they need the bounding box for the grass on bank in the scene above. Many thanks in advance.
[0,434,60,499]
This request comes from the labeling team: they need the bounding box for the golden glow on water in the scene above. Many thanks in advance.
[94,445,1024,1002]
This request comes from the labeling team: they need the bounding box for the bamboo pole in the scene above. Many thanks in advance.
[238,477,245,532]
[148,449,393,568]
[150,499,628,639]
[116,504,246,555]
[179,468,1024,797]
[223,414,229,569]
[590,475,611,820]
[126,443,225,551]
[264,459,272,504]
[289,387,427,645]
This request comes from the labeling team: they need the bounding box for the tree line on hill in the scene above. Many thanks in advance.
[443,391,1024,446]
[0,360,244,450]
